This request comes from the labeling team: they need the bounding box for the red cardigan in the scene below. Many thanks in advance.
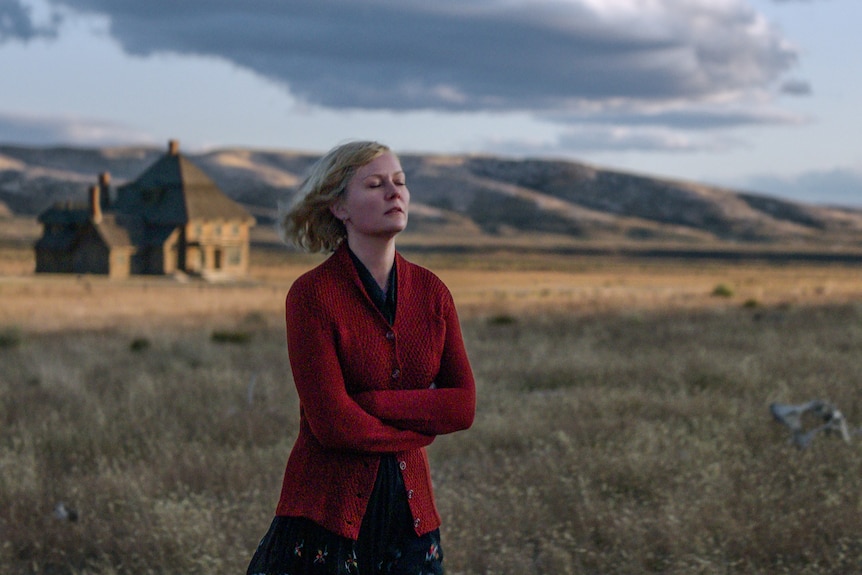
[275,244,476,540]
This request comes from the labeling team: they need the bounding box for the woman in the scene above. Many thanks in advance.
[247,141,476,575]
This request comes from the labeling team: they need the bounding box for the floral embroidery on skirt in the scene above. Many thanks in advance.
[247,455,444,575]
[246,516,444,575]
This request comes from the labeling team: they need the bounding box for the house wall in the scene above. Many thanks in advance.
[36,209,253,279]
[184,245,204,273]
[235,222,252,274]
[35,225,76,273]
[131,228,181,275]
[163,232,179,274]
[72,231,110,275]
[183,219,251,276]
[109,249,132,279]
[35,250,73,273]
[225,239,251,274]
[130,245,163,275]
[146,246,164,274]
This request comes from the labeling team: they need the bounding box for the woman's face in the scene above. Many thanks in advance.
[333,152,410,241]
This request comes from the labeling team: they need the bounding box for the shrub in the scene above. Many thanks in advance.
[487,314,517,326]
[130,337,151,352]
[0,326,23,349]
[211,330,253,344]
[711,283,734,297]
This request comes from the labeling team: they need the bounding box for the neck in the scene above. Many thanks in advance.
[346,235,396,290]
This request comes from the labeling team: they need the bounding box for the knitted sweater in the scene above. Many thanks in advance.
[275,244,476,540]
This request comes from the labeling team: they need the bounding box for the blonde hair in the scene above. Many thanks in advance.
[280,141,392,252]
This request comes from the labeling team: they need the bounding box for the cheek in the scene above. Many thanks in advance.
[343,193,369,212]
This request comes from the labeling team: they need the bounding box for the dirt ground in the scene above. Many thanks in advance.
[6,211,862,332]
[4,240,862,333]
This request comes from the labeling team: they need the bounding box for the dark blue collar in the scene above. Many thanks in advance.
[347,247,397,325]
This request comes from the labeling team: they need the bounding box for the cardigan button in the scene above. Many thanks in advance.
[407,489,414,499]
[385,331,395,341]
[398,460,407,471]
[414,518,421,528]
[391,368,401,380]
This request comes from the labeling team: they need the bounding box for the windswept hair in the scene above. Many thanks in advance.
[279,140,392,253]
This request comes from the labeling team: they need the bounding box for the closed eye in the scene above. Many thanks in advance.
[362,171,406,188]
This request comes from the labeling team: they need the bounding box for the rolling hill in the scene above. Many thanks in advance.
[2,142,862,254]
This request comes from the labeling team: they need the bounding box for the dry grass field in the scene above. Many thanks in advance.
[3,232,862,574]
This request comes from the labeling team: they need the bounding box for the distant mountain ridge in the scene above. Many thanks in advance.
[2,143,862,250]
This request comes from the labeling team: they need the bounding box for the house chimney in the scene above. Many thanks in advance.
[98,171,111,209]
[89,185,103,224]
[168,139,179,156]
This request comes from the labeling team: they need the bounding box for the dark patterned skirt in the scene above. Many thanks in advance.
[247,455,444,575]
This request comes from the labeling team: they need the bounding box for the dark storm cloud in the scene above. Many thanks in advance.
[42,0,800,114]
[0,0,58,43]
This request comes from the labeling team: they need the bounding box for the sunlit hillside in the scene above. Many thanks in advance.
[4,143,862,255]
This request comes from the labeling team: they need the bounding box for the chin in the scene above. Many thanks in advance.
[389,216,408,233]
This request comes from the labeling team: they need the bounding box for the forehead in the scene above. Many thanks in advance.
[354,152,403,179]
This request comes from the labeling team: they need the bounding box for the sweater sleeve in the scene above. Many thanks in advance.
[286,285,435,454]
[352,294,476,436]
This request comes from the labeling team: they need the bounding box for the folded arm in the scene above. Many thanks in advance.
[286,289,435,453]
[352,298,476,435]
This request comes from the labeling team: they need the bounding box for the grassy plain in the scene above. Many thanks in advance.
[3,231,862,574]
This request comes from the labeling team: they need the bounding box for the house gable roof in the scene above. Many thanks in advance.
[34,227,77,251]
[113,142,255,226]
[93,214,136,248]
[35,140,257,275]
[38,203,90,225]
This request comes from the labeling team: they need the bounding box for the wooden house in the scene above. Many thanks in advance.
[35,140,256,280]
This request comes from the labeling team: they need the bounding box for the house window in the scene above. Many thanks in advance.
[215,225,222,237]
[227,246,242,266]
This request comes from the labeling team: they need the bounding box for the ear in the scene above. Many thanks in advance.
[330,199,348,222]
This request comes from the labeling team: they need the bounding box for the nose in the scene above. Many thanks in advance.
[384,180,403,199]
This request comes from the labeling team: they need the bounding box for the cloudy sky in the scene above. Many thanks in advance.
[1,0,860,206]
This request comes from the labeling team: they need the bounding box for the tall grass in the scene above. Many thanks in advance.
[2,303,862,574]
